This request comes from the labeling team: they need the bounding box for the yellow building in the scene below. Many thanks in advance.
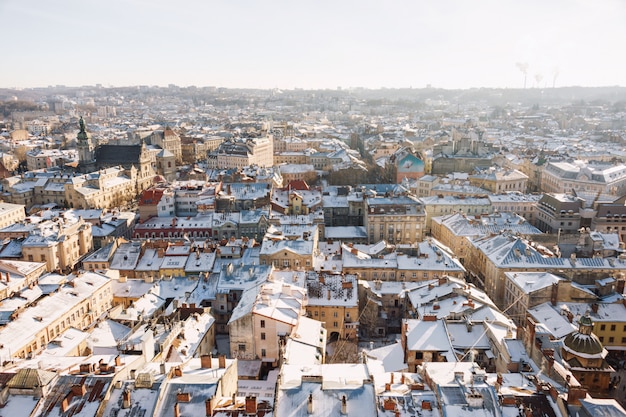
[305,273,359,341]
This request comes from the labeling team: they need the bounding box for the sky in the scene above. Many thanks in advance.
[2,0,626,90]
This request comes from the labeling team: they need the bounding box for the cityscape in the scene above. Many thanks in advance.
[0,84,624,417]
[3,1,626,416]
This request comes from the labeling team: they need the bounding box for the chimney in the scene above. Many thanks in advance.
[174,402,180,417]
[173,366,182,377]
[160,363,166,374]
[327,289,331,300]
[218,354,226,369]
[201,355,212,369]
[385,383,391,391]
[307,393,314,414]
[177,392,191,402]
[115,355,121,366]
[5,272,9,282]
[122,389,131,409]
[245,396,257,414]
[340,395,347,415]
[422,400,432,410]
[390,373,394,384]
[591,303,599,314]
[205,398,212,417]
[71,383,87,396]
[384,398,396,411]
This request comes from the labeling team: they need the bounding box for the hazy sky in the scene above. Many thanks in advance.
[3,0,625,89]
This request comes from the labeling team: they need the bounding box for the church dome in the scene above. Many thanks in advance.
[563,331,605,356]
[562,314,605,358]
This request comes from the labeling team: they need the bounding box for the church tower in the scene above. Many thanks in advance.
[77,116,95,173]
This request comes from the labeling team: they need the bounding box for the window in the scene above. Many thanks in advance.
[415,352,423,359]
[333,321,338,328]
[238,344,246,352]
[261,349,266,357]
[611,325,616,331]
[599,337,604,342]
[600,324,606,331]
[260,320,265,328]
[609,337,615,343]
[333,312,338,318]
[261,333,266,340]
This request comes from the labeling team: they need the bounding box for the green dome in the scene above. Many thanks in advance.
[563,331,604,356]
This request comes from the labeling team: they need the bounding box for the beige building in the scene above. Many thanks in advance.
[0,271,112,360]
[0,259,47,300]
[229,280,307,366]
[503,272,596,326]
[365,196,425,244]
[21,215,93,272]
[431,212,542,265]
[259,238,316,270]
[469,168,528,193]
[208,136,274,169]
[66,166,139,209]
[0,202,25,229]
[420,195,492,234]
[466,234,626,309]
[541,160,626,196]
[150,127,182,164]
[2,166,140,210]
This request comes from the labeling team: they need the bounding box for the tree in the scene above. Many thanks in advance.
[13,145,29,163]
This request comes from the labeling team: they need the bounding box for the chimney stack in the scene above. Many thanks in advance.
[340,395,347,415]
[201,355,212,369]
[218,354,226,369]
[205,398,212,417]
[307,393,314,414]
[122,389,131,409]
[245,396,257,415]
[174,402,180,417]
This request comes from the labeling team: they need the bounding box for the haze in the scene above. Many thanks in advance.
[3,0,625,90]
